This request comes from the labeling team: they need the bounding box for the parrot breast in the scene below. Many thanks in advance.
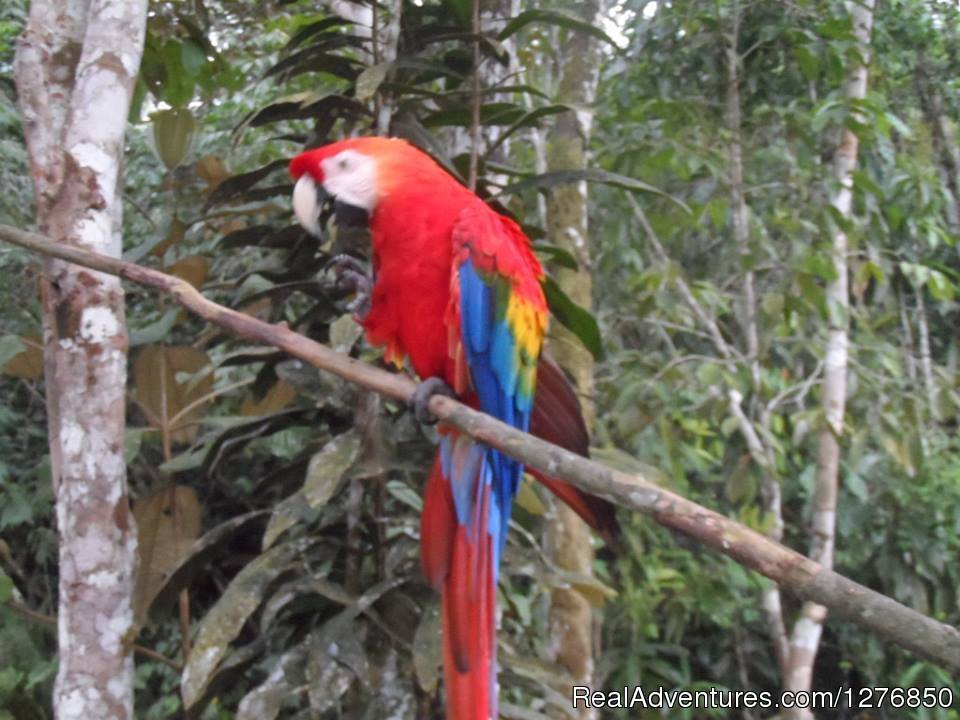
[363,179,473,381]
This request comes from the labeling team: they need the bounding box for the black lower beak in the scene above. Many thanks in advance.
[332,199,370,229]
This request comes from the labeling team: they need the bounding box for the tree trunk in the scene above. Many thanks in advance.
[926,91,960,229]
[915,289,936,413]
[784,2,875,715]
[543,0,604,711]
[15,1,148,717]
[724,0,790,680]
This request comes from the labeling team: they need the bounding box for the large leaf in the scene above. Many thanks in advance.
[181,539,310,711]
[152,107,196,170]
[218,224,305,250]
[236,642,308,720]
[497,9,619,47]
[204,159,289,210]
[355,62,390,102]
[132,485,202,628]
[422,101,527,128]
[149,511,268,621]
[263,430,361,549]
[240,380,297,417]
[412,601,442,693]
[168,254,209,289]
[501,169,691,213]
[265,48,362,82]
[485,104,571,156]
[133,345,213,445]
[532,242,579,270]
[1,334,42,380]
[284,16,355,51]
[542,276,603,359]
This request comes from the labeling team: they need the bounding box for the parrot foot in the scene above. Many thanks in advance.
[327,254,372,320]
[412,377,455,425]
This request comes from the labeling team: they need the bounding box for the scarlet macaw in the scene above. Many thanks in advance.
[289,137,615,719]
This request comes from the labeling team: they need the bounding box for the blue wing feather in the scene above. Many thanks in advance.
[456,258,533,581]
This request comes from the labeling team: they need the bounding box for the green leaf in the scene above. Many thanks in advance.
[412,602,442,693]
[354,61,390,101]
[129,309,179,347]
[843,468,868,502]
[181,40,206,78]
[182,540,309,711]
[441,0,472,28]
[284,16,354,51]
[422,102,525,128]
[882,111,911,138]
[542,276,602,359]
[852,170,883,199]
[533,243,578,270]
[161,40,196,107]
[899,261,930,290]
[498,9,619,48]
[706,197,728,229]
[500,169,691,213]
[485,104,571,156]
[928,269,954,301]
[0,483,34,529]
[204,159,289,210]
[0,569,12,602]
[794,44,819,81]
[0,335,26,368]
[385,480,423,512]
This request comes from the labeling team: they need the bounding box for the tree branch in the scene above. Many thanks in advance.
[3,222,960,674]
[628,193,739,360]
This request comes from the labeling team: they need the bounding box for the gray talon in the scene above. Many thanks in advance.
[327,254,372,320]
[412,377,455,424]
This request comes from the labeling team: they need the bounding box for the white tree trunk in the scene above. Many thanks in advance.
[15,1,148,718]
[784,2,875,715]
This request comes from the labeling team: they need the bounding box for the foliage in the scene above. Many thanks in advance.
[592,0,960,715]
[2,0,960,718]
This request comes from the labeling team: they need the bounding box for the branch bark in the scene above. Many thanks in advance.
[2,221,960,675]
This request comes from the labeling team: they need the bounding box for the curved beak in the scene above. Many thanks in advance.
[292,174,330,238]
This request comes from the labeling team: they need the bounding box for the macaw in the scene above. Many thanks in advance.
[289,137,615,719]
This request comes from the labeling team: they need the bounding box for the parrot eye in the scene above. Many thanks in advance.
[338,157,349,170]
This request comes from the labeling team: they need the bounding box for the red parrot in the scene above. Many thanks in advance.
[289,137,615,719]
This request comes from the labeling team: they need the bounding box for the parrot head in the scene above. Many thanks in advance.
[289,136,416,237]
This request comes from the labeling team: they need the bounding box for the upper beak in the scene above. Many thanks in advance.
[292,174,330,238]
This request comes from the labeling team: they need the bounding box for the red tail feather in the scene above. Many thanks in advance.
[530,356,619,543]
[421,455,455,589]
[420,357,618,720]
[421,447,497,720]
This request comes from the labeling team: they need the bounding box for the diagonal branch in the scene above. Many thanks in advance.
[2,221,960,674]
[627,194,739,360]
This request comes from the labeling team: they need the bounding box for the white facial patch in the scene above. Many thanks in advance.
[293,174,323,237]
[320,149,378,212]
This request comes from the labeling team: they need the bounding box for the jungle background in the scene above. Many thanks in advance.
[1,0,960,718]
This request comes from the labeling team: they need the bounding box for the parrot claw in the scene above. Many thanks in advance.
[412,377,456,425]
[327,254,372,321]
